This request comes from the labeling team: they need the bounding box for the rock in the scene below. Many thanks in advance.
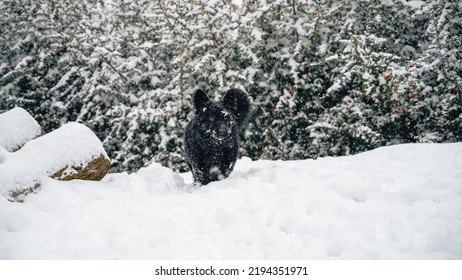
[7,153,111,202]
[53,154,111,181]
[0,107,44,151]
[1,122,111,202]
[7,182,41,203]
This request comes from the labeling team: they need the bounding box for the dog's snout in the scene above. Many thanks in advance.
[218,125,228,137]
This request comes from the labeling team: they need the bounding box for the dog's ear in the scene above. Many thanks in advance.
[223,88,251,130]
[194,89,209,112]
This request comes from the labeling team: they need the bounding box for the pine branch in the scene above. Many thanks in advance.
[100,54,128,82]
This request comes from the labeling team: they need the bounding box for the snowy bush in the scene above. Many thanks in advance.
[1,0,460,172]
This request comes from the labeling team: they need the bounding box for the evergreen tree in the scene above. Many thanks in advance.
[1,0,460,172]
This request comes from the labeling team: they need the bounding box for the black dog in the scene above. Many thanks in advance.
[184,88,251,185]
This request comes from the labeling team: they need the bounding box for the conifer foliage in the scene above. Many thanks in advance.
[1,0,460,172]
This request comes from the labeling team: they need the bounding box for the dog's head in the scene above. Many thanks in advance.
[192,89,237,142]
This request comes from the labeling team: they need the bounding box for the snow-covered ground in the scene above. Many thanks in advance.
[1,143,461,259]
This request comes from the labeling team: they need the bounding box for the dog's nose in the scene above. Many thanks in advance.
[218,125,228,138]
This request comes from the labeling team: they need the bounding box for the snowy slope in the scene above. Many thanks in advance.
[0,143,461,259]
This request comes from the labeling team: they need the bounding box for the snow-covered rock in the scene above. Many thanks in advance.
[0,122,110,201]
[0,107,43,152]
[0,143,461,259]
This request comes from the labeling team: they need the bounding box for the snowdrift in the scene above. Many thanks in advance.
[1,143,461,259]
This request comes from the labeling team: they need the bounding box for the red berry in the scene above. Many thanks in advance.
[409,93,417,99]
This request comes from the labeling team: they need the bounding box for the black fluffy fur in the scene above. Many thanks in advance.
[184,88,251,185]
